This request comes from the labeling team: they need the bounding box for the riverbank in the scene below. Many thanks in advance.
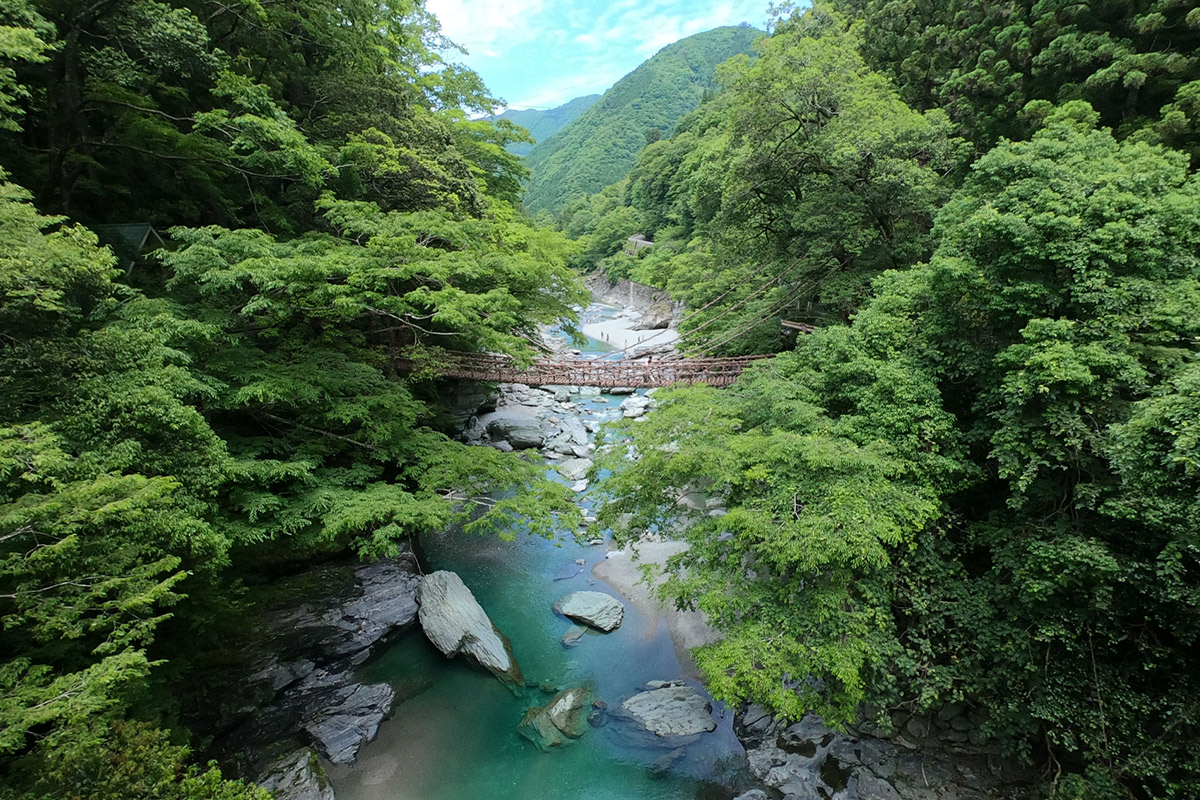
[579,309,679,352]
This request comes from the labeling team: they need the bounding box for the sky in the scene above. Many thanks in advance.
[425,0,771,110]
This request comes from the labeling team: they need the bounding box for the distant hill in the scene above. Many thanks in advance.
[492,95,601,157]
[521,25,762,216]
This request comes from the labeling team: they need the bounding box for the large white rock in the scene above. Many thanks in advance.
[619,685,716,737]
[418,571,523,685]
[552,591,625,632]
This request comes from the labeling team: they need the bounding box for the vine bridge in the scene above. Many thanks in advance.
[398,351,769,388]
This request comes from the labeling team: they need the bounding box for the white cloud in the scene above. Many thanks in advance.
[426,0,548,55]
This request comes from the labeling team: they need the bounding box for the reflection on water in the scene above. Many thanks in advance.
[328,307,748,800]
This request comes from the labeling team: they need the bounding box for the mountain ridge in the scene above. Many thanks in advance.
[490,95,601,157]
[521,24,762,216]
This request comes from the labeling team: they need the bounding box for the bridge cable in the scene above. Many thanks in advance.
[667,257,848,360]
[672,267,840,360]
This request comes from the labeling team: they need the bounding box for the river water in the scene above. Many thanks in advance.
[328,306,749,800]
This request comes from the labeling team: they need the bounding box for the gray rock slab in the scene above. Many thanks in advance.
[418,571,523,685]
[556,457,593,481]
[479,407,550,449]
[553,591,624,631]
[619,685,716,737]
[303,681,395,765]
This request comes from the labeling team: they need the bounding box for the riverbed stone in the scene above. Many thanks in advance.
[562,625,587,647]
[556,457,593,481]
[418,571,523,686]
[518,687,592,751]
[619,685,716,737]
[553,591,625,631]
[256,749,334,800]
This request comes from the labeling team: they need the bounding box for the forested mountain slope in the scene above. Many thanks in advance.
[521,24,761,215]
[490,95,600,156]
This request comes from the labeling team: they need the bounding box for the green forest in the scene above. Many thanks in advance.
[489,95,600,158]
[0,1,581,798]
[1,0,1198,799]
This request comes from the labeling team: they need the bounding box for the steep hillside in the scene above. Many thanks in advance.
[492,95,601,156]
[522,25,762,216]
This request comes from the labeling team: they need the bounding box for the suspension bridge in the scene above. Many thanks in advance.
[397,351,770,388]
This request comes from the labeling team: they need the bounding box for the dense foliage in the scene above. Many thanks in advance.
[834,0,1200,160]
[563,10,966,352]
[0,2,582,798]
[591,4,1200,798]
[521,25,762,216]
[490,95,600,157]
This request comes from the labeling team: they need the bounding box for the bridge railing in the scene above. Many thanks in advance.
[395,351,769,388]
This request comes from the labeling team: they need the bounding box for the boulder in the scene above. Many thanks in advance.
[418,571,523,686]
[518,687,592,751]
[479,407,549,449]
[619,685,716,738]
[553,591,625,632]
[556,458,593,481]
[256,749,334,800]
[544,432,577,455]
[620,395,654,419]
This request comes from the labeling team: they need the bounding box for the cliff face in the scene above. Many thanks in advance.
[584,273,677,330]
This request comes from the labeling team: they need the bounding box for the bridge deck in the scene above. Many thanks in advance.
[398,352,768,388]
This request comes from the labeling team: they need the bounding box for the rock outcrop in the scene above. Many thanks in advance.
[584,273,678,331]
[209,551,422,773]
[478,407,551,449]
[517,687,592,750]
[256,749,334,800]
[418,570,524,686]
[552,590,625,632]
[735,706,1038,800]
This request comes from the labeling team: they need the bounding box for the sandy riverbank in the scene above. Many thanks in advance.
[580,314,679,352]
[593,541,720,681]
